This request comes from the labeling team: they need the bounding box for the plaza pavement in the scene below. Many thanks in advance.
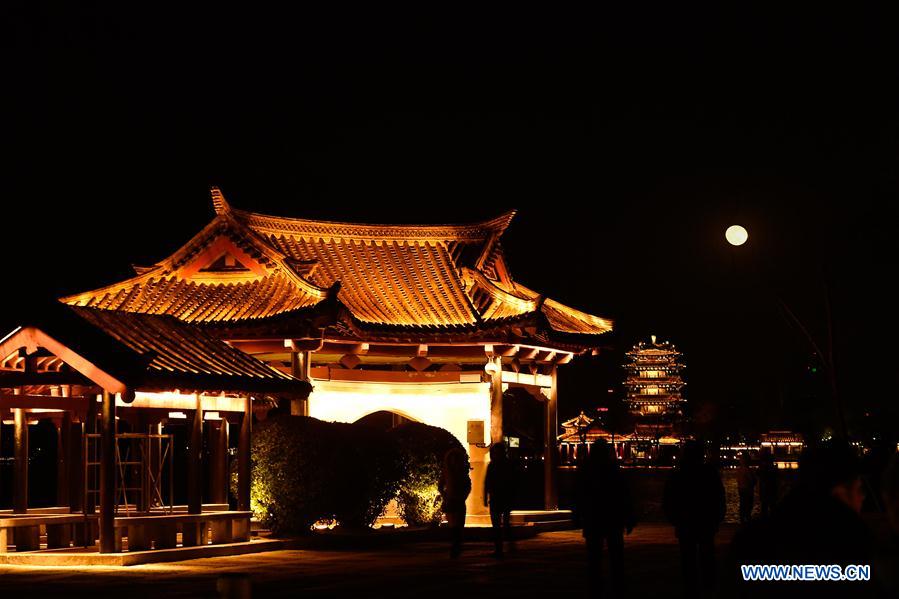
[0,523,737,598]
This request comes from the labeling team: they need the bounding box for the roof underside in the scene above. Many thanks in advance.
[61,189,612,349]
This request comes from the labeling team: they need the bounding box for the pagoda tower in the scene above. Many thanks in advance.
[623,335,686,440]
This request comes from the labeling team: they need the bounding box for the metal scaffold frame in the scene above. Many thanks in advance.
[84,432,174,516]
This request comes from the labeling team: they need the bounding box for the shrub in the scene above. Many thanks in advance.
[249,415,339,534]
[388,422,464,526]
[248,415,403,534]
[246,415,462,534]
[329,420,404,529]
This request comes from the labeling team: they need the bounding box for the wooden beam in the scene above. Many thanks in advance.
[0,394,91,412]
[309,366,482,384]
[0,371,91,386]
[228,340,286,354]
[284,338,325,352]
[494,344,519,357]
[518,348,539,361]
[535,350,556,363]
[408,356,432,372]
[500,370,553,389]
[338,354,362,370]
[0,327,126,393]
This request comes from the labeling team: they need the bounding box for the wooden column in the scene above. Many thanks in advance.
[187,394,203,515]
[99,390,116,553]
[209,420,229,505]
[290,351,310,416]
[237,396,252,511]
[13,407,28,514]
[489,355,503,444]
[69,418,84,513]
[544,366,559,510]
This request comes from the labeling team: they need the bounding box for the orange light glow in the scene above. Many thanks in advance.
[308,379,491,449]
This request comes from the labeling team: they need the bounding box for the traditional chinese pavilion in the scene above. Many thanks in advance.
[557,411,615,465]
[621,335,687,461]
[0,188,612,555]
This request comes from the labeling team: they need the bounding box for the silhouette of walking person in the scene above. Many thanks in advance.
[578,439,635,596]
[727,443,876,598]
[484,442,515,558]
[736,452,757,524]
[664,440,725,598]
[439,447,471,558]
[757,448,778,518]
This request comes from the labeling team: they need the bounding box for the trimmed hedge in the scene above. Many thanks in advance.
[244,415,464,534]
[388,421,464,526]
[247,415,404,534]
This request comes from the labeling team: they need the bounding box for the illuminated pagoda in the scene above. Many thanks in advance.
[54,187,613,519]
[621,335,686,461]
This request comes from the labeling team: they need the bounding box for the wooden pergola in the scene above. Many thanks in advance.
[0,304,310,553]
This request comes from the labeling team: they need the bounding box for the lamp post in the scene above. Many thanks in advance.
[724,225,847,440]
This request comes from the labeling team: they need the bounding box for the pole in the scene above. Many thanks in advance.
[99,390,116,553]
[238,396,252,511]
[187,393,203,514]
[489,356,503,444]
[13,408,28,514]
[544,366,559,510]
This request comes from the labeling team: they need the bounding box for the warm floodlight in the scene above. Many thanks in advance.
[725,225,749,246]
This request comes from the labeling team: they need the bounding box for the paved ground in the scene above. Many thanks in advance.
[0,524,736,598]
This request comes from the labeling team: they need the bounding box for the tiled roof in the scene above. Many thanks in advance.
[60,188,613,346]
[263,233,478,327]
[0,304,308,395]
[70,306,295,382]
[66,273,321,323]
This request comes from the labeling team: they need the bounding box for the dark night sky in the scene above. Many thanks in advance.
[3,4,897,439]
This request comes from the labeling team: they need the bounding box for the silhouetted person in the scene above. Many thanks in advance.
[439,447,471,558]
[664,440,725,598]
[757,449,778,518]
[727,442,876,598]
[484,442,515,557]
[579,439,635,596]
[736,452,757,524]
[876,452,899,595]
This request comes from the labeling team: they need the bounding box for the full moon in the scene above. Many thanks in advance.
[725,224,749,246]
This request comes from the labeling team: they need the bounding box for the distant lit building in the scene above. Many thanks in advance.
[719,431,805,469]
[621,336,687,462]
[760,430,804,469]
[557,410,614,465]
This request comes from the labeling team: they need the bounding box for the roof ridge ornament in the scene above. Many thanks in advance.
[210,186,231,215]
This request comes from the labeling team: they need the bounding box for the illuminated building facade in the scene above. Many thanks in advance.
[57,188,613,516]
